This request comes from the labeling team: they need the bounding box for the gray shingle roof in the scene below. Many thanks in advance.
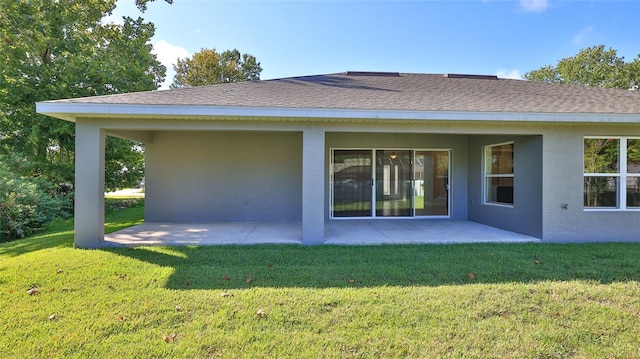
[43,72,640,114]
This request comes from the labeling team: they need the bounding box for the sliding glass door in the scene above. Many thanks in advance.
[332,150,373,217]
[414,151,449,216]
[375,150,412,217]
[331,149,450,218]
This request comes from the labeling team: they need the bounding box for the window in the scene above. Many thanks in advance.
[584,137,640,210]
[484,142,514,205]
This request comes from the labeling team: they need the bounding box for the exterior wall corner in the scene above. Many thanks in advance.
[74,120,105,248]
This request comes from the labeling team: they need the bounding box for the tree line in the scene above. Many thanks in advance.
[524,44,640,90]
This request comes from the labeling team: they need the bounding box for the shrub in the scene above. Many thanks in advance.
[0,164,71,240]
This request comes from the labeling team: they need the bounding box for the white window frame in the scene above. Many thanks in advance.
[483,141,514,207]
[584,136,640,211]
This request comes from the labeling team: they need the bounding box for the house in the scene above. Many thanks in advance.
[36,72,640,248]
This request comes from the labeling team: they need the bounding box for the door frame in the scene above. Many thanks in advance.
[330,148,452,219]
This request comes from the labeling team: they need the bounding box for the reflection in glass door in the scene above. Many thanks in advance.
[331,149,450,218]
[332,150,372,217]
[375,150,412,217]
[414,151,449,216]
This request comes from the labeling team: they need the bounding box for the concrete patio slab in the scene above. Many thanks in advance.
[104,220,540,246]
[104,222,301,246]
[325,220,538,244]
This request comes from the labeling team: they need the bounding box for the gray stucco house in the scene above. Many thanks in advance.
[36,72,640,248]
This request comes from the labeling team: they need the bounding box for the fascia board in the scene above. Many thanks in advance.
[36,102,640,124]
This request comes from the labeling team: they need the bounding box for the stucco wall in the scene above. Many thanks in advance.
[145,131,302,222]
[325,132,469,220]
[542,126,640,242]
[467,135,543,238]
[134,120,640,242]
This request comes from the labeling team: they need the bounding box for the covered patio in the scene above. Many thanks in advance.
[103,220,540,246]
[38,71,640,246]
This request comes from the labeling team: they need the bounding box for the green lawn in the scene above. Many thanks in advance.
[2,200,640,358]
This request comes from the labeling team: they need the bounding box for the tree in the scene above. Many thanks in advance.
[171,48,262,88]
[0,0,167,191]
[135,0,173,12]
[0,160,70,240]
[524,45,640,90]
[625,56,640,90]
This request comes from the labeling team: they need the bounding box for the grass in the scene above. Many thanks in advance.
[2,199,640,357]
[105,188,145,199]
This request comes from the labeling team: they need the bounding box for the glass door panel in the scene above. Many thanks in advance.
[332,150,372,217]
[414,151,449,216]
[375,150,412,217]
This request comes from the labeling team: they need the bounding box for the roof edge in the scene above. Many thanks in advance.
[36,102,640,124]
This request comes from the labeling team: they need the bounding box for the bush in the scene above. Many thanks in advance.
[0,164,71,240]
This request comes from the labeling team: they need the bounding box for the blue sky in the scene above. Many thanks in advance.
[107,0,640,89]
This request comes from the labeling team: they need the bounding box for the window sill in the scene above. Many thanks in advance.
[483,202,514,209]
[584,208,640,212]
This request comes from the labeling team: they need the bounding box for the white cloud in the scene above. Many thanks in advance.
[573,25,595,45]
[151,40,190,89]
[496,69,523,80]
[519,0,549,13]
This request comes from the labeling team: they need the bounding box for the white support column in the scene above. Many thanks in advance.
[302,128,325,245]
[74,120,105,248]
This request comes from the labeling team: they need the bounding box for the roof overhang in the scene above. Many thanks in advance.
[36,102,640,124]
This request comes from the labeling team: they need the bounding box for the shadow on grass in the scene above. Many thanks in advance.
[6,198,640,290]
[0,220,74,257]
[107,242,640,290]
